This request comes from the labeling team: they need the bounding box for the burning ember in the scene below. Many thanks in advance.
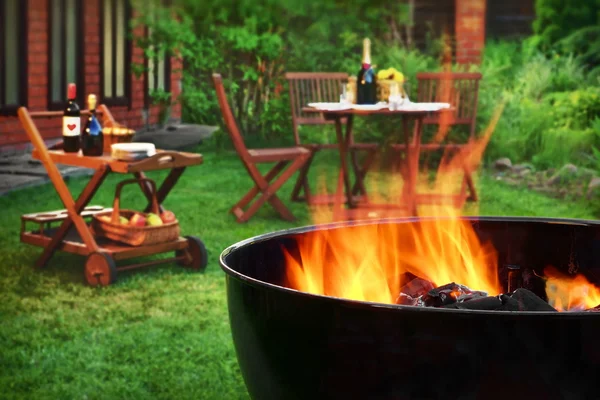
[284,103,600,312]
[544,266,600,311]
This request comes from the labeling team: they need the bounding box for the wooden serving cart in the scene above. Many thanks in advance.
[17,105,207,286]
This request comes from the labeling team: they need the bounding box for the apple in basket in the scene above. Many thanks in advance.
[129,213,146,227]
[146,213,164,226]
[160,210,176,224]
[98,215,128,225]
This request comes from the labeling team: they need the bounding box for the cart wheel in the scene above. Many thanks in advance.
[176,236,208,271]
[85,252,117,286]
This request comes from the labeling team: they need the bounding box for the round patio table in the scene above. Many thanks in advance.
[303,103,451,218]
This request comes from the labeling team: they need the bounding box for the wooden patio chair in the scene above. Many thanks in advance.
[285,72,379,202]
[212,73,310,223]
[392,72,482,203]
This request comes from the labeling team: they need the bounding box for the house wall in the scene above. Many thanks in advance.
[413,0,455,50]
[415,0,535,65]
[0,0,181,151]
[455,0,487,65]
[486,0,535,39]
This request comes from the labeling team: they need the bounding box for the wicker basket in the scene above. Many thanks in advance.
[102,124,136,154]
[377,79,407,103]
[91,178,180,246]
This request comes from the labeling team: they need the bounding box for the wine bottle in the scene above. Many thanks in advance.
[356,38,377,105]
[62,83,81,153]
[81,94,104,156]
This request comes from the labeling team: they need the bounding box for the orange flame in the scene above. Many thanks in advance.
[544,266,600,311]
[285,218,501,304]
[284,104,506,305]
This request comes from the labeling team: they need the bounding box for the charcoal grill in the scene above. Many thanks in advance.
[220,217,600,400]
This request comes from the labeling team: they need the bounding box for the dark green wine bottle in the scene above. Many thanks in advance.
[356,38,377,105]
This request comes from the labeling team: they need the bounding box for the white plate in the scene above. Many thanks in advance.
[111,142,156,152]
[111,142,156,161]
[351,103,388,111]
[307,102,352,111]
[396,102,451,112]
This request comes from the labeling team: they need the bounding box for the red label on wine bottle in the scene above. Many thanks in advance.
[63,116,80,137]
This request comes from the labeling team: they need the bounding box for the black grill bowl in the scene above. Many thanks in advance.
[220,217,600,400]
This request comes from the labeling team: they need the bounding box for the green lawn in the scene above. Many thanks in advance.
[0,143,596,399]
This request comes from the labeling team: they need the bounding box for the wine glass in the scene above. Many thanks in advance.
[340,83,348,104]
[388,81,401,110]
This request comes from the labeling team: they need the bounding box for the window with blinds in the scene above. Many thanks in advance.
[48,0,83,109]
[0,0,27,115]
[101,0,131,106]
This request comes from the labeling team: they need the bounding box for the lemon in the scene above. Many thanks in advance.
[377,69,390,80]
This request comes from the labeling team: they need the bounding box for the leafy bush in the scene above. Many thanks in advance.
[531,0,600,76]
[546,88,600,130]
[555,26,600,77]
[536,127,596,168]
[480,41,600,169]
[532,0,600,50]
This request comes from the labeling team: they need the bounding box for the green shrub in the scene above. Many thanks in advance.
[545,88,600,130]
[555,26,600,76]
[531,0,600,76]
[532,0,600,50]
[535,127,596,168]
[480,41,600,169]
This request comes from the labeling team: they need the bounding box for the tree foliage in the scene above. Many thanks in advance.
[531,0,600,76]
[132,0,433,138]
[532,0,600,49]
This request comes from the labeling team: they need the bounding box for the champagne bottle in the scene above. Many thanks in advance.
[356,38,377,105]
[62,83,81,153]
[81,94,104,156]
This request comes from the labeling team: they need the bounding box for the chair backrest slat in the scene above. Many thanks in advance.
[285,72,349,145]
[212,73,250,159]
[416,72,482,138]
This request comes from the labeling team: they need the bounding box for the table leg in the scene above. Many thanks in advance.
[403,116,424,216]
[35,165,109,268]
[350,148,376,198]
[334,115,355,208]
[349,149,369,201]
[135,167,186,213]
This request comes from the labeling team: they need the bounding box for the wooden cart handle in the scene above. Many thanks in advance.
[111,178,159,223]
[126,151,201,173]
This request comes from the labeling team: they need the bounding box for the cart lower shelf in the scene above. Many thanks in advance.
[21,225,188,261]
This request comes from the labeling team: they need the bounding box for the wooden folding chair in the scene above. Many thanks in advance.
[212,73,310,223]
[285,72,379,203]
[392,72,482,203]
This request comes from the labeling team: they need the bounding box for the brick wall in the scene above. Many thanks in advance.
[455,0,487,65]
[0,0,182,151]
